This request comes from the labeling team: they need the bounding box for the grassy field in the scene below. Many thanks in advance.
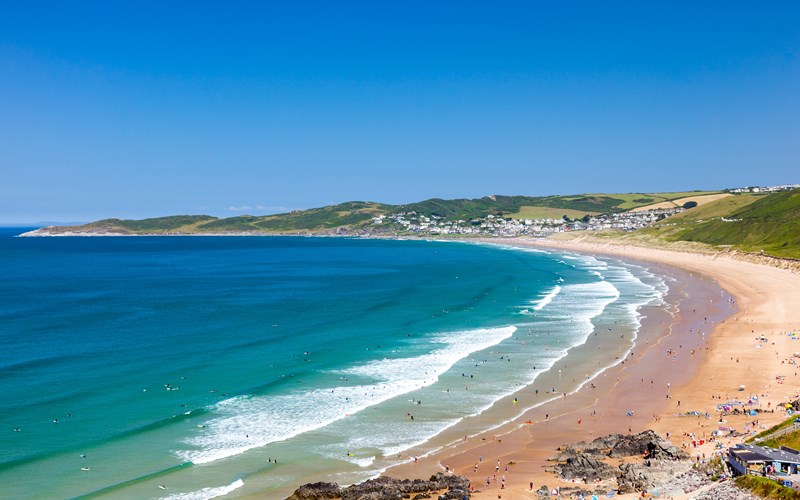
[631,193,732,211]
[668,191,800,258]
[615,190,800,259]
[641,194,764,239]
[735,475,800,499]
[576,191,720,210]
[658,194,764,222]
[504,206,600,220]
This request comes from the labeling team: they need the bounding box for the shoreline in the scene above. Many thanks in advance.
[378,241,733,498]
[247,243,680,499]
[373,237,800,499]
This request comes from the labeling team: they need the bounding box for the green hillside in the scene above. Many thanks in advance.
[501,191,722,219]
[56,192,720,236]
[396,191,718,221]
[639,190,800,259]
[35,189,800,259]
[219,201,391,232]
[84,215,217,233]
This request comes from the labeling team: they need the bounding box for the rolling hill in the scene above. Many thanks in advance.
[25,189,800,260]
[29,190,719,236]
[586,189,800,259]
[669,189,800,258]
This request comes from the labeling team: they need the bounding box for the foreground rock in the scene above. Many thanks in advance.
[693,481,760,500]
[286,473,470,500]
[550,430,706,494]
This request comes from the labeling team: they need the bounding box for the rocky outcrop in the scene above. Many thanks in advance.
[286,473,470,500]
[550,430,701,495]
[608,430,687,459]
[555,430,686,462]
[288,482,342,499]
[551,455,616,482]
[693,481,760,500]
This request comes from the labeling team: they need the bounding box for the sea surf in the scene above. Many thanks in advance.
[0,230,668,498]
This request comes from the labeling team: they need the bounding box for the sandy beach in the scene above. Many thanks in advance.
[381,237,800,499]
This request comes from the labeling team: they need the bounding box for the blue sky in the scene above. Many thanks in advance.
[1,1,798,223]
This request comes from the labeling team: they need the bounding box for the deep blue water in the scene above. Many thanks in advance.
[0,229,663,498]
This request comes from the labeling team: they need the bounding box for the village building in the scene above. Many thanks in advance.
[728,443,800,478]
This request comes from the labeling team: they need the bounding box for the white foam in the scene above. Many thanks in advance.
[164,478,244,500]
[532,285,561,311]
[176,326,516,465]
[346,456,376,467]
[330,277,623,462]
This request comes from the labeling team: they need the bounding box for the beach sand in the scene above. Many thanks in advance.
[382,238,800,499]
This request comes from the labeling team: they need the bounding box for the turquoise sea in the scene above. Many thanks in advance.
[0,229,667,498]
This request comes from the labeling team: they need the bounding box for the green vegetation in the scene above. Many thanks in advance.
[58,191,725,235]
[757,432,800,450]
[734,475,800,499]
[195,216,263,232]
[401,191,721,221]
[581,190,721,210]
[748,416,799,443]
[391,193,651,220]
[85,215,217,233]
[254,202,392,231]
[394,195,545,219]
[43,189,800,260]
[641,189,800,259]
[194,202,392,232]
[655,194,762,224]
[503,206,599,220]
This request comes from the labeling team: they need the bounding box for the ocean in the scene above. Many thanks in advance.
[0,229,667,499]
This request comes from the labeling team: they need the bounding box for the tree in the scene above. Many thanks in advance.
[682,201,698,209]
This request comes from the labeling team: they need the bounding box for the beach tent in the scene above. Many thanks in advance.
[738,385,746,391]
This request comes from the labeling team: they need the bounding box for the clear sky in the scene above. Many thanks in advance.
[1,1,798,223]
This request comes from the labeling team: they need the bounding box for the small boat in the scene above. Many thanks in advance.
[81,467,90,471]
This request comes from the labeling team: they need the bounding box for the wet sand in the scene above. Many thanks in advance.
[384,238,800,499]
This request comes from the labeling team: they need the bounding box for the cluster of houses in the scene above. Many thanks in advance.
[363,185,800,238]
[369,207,683,237]
[728,184,799,194]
